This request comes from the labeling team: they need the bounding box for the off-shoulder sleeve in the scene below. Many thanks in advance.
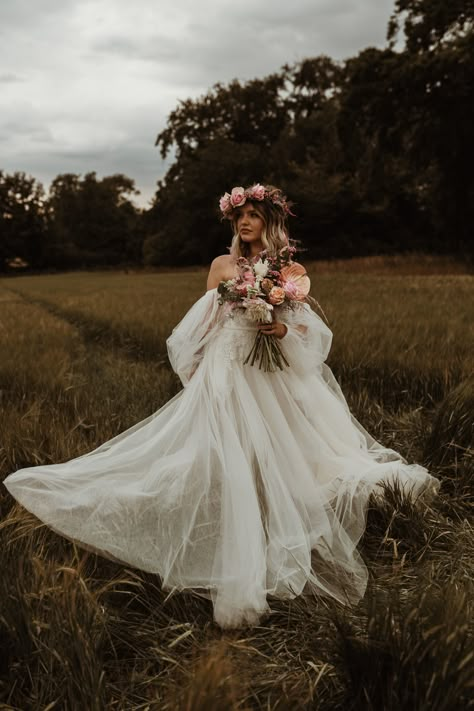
[166,288,222,386]
[278,302,333,375]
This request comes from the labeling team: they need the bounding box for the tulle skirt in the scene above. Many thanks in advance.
[3,293,440,628]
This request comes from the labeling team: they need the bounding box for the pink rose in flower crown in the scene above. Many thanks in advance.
[249,183,266,201]
[219,193,231,213]
[230,187,246,207]
[268,286,286,305]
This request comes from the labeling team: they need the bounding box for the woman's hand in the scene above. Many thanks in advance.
[257,321,288,339]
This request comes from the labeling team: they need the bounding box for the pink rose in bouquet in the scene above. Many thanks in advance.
[243,271,256,285]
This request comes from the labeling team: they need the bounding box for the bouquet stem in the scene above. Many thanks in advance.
[243,330,290,372]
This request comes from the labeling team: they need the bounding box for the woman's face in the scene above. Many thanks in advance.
[235,203,265,244]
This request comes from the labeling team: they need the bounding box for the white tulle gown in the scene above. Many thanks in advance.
[4,288,440,628]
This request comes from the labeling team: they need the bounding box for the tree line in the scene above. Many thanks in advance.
[1,0,473,272]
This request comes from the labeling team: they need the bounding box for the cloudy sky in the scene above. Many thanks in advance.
[0,0,399,208]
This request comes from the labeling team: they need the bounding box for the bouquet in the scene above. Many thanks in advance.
[217,245,311,372]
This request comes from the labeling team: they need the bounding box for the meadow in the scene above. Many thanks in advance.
[0,256,473,710]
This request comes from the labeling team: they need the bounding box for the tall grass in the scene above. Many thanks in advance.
[4,270,473,407]
[0,262,472,709]
[331,575,473,711]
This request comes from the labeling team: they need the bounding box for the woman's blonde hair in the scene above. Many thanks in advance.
[227,185,291,259]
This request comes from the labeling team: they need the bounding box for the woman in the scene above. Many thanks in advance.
[3,183,440,629]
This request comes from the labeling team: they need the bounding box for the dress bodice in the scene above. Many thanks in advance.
[214,308,259,369]
[220,309,260,331]
[167,287,334,386]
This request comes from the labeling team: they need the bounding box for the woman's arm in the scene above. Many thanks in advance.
[166,287,222,386]
[273,305,333,375]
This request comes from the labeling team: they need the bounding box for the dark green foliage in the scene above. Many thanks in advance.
[148,1,474,265]
[144,139,265,265]
[2,3,474,270]
[47,171,143,268]
[388,0,474,53]
[0,171,49,271]
[0,170,144,273]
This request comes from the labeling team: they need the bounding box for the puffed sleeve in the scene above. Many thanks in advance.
[278,302,333,375]
[166,288,222,386]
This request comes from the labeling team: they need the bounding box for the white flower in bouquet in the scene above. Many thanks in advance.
[253,259,269,278]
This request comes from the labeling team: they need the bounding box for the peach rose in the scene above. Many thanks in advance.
[268,286,286,305]
[230,187,246,207]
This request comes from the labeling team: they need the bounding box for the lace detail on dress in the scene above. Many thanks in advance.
[219,311,258,369]
[214,303,331,376]
[222,332,239,368]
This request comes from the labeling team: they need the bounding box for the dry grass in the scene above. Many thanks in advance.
[308,253,473,275]
[0,259,473,710]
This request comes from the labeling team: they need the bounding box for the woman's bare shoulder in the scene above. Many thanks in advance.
[210,254,233,268]
[208,254,234,278]
[207,254,235,290]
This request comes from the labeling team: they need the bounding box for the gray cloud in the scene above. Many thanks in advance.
[0,0,77,26]
[0,0,397,207]
[0,73,26,83]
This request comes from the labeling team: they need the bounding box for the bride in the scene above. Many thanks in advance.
[3,183,440,628]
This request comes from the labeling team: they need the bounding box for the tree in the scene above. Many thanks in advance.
[149,58,346,264]
[0,171,48,271]
[388,0,474,53]
[383,0,474,253]
[47,172,142,267]
[145,140,265,265]
[155,75,288,166]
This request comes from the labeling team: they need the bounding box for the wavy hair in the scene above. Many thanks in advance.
[227,185,292,259]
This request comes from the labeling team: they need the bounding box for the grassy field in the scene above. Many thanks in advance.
[0,257,473,710]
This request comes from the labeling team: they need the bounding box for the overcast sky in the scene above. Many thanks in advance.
[0,0,399,208]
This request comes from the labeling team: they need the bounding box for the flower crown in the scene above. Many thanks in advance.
[219,184,295,219]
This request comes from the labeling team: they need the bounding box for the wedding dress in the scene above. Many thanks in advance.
[3,287,440,628]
